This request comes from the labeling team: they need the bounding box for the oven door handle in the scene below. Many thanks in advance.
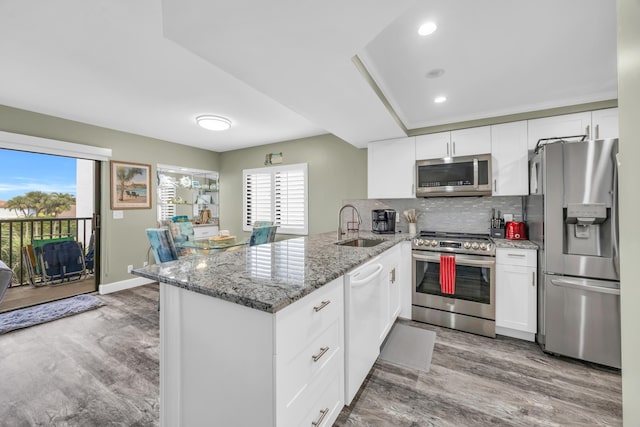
[412,252,495,268]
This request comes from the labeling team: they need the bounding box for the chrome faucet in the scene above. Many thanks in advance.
[337,204,362,240]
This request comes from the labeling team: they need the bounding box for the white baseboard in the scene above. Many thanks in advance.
[99,277,156,295]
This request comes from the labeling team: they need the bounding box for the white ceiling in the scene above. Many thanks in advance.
[0,0,617,153]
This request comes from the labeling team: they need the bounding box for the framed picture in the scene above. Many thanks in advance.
[110,161,152,209]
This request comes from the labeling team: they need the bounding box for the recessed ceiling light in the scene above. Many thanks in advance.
[426,68,445,79]
[434,96,447,103]
[418,21,437,36]
[196,115,232,131]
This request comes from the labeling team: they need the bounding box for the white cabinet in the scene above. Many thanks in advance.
[368,137,415,198]
[415,131,450,159]
[415,126,491,160]
[160,277,345,427]
[276,278,345,427]
[495,248,537,341]
[377,244,401,344]
[451,126,492,157]
[491,121,529,196]
[398,241,412,319]
[527,112,591,151]
[527,108,619,150]
[591,107,619,139]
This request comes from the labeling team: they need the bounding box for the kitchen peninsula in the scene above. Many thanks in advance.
[131,231,410,427]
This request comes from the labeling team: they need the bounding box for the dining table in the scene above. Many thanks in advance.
[174,235,247,256]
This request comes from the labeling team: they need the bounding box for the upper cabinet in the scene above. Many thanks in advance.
[590,108,619,139]
[415,126,491,160]
[366,108,619,200]
[368,137,415,199]
[527,108,619,151]
[491,121,528,196]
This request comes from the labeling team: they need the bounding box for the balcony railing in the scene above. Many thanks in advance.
[0,217,93,287]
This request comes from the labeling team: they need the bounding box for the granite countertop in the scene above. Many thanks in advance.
[492,238,539,250]
[132,231,410,313]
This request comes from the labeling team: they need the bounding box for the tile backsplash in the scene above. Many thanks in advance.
[342,196,524,235]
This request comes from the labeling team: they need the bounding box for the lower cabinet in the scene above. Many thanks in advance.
[275,278,345,427]
[158,243,408,427]
[379,244,402,343]
[495,248,537,341]
[159,277,344,427]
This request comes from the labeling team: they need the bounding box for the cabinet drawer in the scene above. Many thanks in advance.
[278,347,343,427]
[496,248,536,267]
[193,225,218,239]
[277,320,341,411]
[276,277,343,359]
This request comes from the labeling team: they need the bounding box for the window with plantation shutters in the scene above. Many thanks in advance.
[243,163,308,235]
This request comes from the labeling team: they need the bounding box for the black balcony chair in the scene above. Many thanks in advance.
[0,260,13,304]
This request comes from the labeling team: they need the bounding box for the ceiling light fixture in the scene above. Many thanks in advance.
[196,115,232,131]
[434,96,447,103]
[418,21,437,36]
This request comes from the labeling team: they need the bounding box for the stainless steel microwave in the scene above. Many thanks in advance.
[415,154,492,197]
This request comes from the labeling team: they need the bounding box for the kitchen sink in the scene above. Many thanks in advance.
[335,238,385,248]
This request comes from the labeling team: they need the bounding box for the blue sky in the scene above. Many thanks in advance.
[0,150,77,201]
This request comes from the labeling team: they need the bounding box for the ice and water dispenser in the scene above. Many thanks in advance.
[564,202,611,257]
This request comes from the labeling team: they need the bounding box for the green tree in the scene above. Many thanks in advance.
[44,192,76,217]
[116,166,144,201]
[5,191,76,218]
[5,195,31,217]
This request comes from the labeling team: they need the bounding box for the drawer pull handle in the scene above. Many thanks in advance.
[313,300,331,312]
[312,346,329,362]
[507,254,526,257]
[312,408,329,426]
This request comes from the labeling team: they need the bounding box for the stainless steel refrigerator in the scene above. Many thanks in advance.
[527,138,620,368]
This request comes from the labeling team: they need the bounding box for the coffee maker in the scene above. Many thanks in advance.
[372,209,396,234]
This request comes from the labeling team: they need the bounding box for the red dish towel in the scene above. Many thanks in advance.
[440,255,456,294]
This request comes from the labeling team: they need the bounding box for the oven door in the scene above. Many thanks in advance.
[412,251,495,320]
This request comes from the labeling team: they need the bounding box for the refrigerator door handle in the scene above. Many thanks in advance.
[612,149,620,277]
[550,277,620,295]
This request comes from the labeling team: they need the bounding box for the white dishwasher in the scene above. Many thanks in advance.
[344,257,384,405]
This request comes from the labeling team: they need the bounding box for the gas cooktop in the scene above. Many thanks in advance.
[413,230,495,255]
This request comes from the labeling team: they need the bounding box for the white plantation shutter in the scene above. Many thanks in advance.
[243,163,308,235]
[244,171,272,228]
[158,185,176,221]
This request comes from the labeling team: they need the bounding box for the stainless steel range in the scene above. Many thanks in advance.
[412,231,496,337]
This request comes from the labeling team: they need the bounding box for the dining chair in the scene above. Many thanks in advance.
[0,260,14,304]
[168,222,199,257]
[249,225,278,246]
[146,228,179,263]
[253,221,273,228]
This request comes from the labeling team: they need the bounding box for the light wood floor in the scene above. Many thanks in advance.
[0,276,96,313]
[0,284,622,426]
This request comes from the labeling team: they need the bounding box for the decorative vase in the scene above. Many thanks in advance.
[409,222,417,235]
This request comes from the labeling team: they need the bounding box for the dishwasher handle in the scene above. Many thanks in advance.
[350,263,383,287]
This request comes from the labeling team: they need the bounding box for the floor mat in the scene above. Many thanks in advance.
[0,294,103,334]
[379,322,436,372]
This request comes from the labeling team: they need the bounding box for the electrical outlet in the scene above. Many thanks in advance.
[127,264,133,273]
[143,261,148,267]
